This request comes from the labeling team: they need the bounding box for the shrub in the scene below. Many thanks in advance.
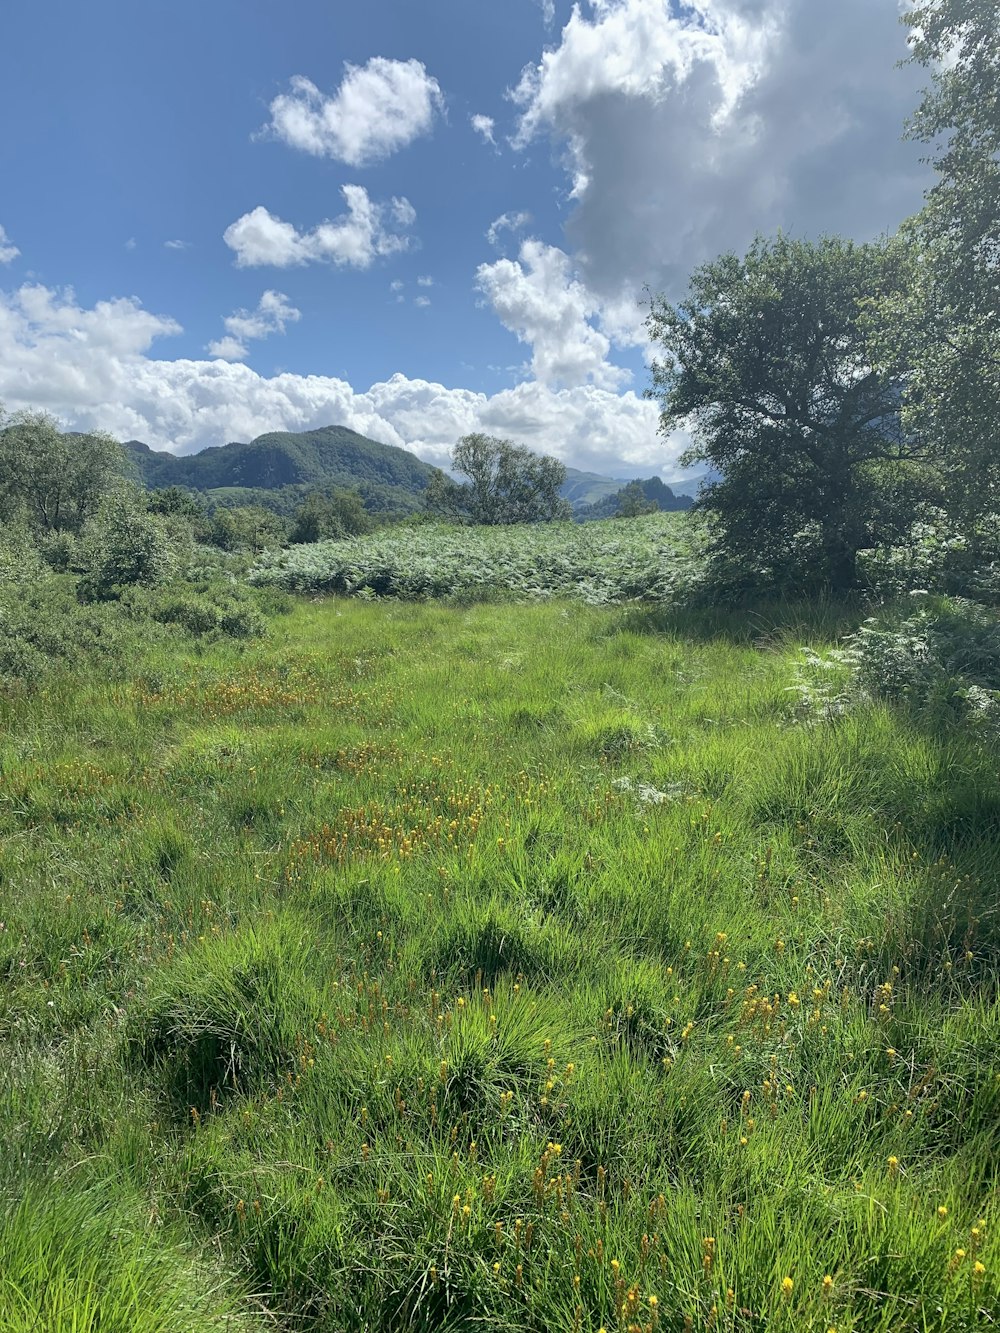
[0,576,133,687]
[793,595,1000,739]
[860,510,1000,603]
[79,493,175,598]
[38,528,78,572]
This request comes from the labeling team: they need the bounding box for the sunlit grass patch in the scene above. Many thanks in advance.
[2,592,1000,1330]
[0,1178,250,1332]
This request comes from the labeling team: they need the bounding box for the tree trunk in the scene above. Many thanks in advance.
[825,532,858,593]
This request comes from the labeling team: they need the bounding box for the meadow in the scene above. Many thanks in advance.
[2,590,998,1332]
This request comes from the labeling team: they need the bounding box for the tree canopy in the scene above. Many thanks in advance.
[427,434,570,526]
[646,234,934,592]
[0,410,128,535]
[869,1,1000,519]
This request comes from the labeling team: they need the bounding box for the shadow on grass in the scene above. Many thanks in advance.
[615,596,867,645]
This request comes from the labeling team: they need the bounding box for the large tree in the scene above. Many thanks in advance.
[646,234,935,593]
[870,2,1000,518]
[428,434,570,525]
[0,409,128,534]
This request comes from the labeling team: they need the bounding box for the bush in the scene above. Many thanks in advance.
[139,582,268,640]
[38,529,78,572]
[0,516,45,586]
[0,575,134,687]
[79,494,176,598]
[860,510,1000,603]
[793,595,1000,739]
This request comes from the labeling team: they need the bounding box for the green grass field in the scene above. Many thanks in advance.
[2,596,998,1331]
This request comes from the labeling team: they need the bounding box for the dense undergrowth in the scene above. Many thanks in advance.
[1,591,998,1331]
[250,513,697,603]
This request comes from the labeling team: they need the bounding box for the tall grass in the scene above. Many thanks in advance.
[0,596,997,1330]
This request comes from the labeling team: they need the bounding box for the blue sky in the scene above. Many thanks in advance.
[0,0,930,478]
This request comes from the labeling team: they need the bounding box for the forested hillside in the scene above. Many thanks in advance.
[125,425,438,514]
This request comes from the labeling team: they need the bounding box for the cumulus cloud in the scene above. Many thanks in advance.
[224,186,415,269]
[205,336,248,362]
[0,226,20,264]
[513,0,929,299]
[470,113,496,145]
[207,289,300,360]
[0,280,690,480]
[414,295,431,308]
[265,58,443,165]
[487,211,532,247]
[417,275,434,287]
[164,239,191,251]
[477,239,628,390]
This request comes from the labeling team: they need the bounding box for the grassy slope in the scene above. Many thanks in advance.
[2,598,998,1331]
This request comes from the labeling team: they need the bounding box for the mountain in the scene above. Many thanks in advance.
[122,427,698,519]
[575,476,694,521]
[124,425,438,514]
[559,467,629,510]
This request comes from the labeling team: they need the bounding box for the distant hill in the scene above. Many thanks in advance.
[559,467,629,510]
[124,426,438,515]
[121,427,696,520]
[576,476,694,521]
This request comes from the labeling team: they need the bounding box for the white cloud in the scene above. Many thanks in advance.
[125,237,137,252]
[224,186,415,269]
[417,275,434,287]
[205,336,248,362]
[487,211,532,247]
[0,280,691,480]
[513,0,929,300]
[414,295,431,308]
[207,290,301,360]
[265,58,443,166]
[477,239,627,390]
[470,113,496,146]
[389,279,404,292]
[0,226,20,265]
[164,239,191,251]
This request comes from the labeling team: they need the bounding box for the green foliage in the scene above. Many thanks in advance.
[78,490,177,598]
[578,476,694,521]
[613,480,659,519]
[431,434,571,525]
[0,409,129,535]
[796,596,1000,743]
[38,527,79,572]
[209,504,287,553]
[872,3,1000,519]
[647,234,936,593]
[0,572,133,685]
[252,513,697,602]
[288,487,374,543]
[142,580,268,640]
[861,510,1000,602]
